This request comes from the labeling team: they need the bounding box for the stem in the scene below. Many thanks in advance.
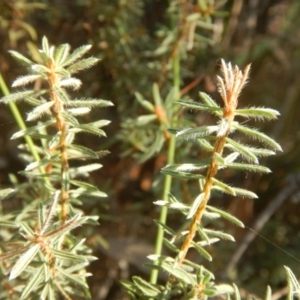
[177,134,228,266]
[47,63,69,223]
[0,72,49,180]
[150,53,180,284]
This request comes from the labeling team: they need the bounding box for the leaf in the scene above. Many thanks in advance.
[61,45,92,67]
[66,107,91,116]
[154,220,176,236]
[68,144,99,159]
[9,50,34,66]
[234,107,280,120]
[135,92,155,112]
[132,276,161,297]
[70,124,106,136]
[224,162,271,173]
[176,99,222,116]
[60,78,82,90]
[12,75,41,87]
[50,248,96,262]
[21,265,44,299]
[225,138,258,163]
[233,283,241,300]
[198,138,214,151]
[206,206,244,228]
[211,178,236,195]
[264,286,272,300]
[285,266,300,300]
[0,90,36,104]
[136,114,157,125]
[9,244,40,280]
[233,123,282,151]
[67,99,113,108]
[42,36,50,56]
[0,188,14,199]
[25,155,59,171]
[53,85,70,104]
[56,266,89,289]
[174,125,219,139]
[67,57,99,74]
[203,229,235,242]
[199,92,222,114]
[26,101,54,121]
[161,261,195,285]
[11,120,54,139]
[54,43,70,65]
[187,193,204,219]
[191,241,212,261]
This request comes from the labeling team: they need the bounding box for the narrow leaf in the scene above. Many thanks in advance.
[12,75,41,87]
[132,276,161,297]
[9,244,40,280]
[233,123,282,151]
[21,265,44,299]
[187,193,204,219]
[176,99,222,116]
[235,107,280,120]
[191,241,212,261]
[61,45,92,67]
[206,206,244,227]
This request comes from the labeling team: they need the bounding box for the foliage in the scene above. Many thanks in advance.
[0,36,112,299]
[1,1,300,300]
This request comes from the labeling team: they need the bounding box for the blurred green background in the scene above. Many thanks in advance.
[1,1,300,299]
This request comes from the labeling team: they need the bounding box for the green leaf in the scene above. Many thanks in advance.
[12,75,42,88]
[152,83,162,107]
[234,107,280,120]
[26,101,54,121]
[61,45,92,67]
[224,162,271,173]
[154,220,176,236]
[163,238,180,253]
[0,188,14,199]
[191,241,212,261]
[206,206,244,228]
[21,265,44,299]
[9,50,34,66]
[135,92,155,112]
[68,144,99,159]
[51,248,96,262]
[136,114,157,125]
[70,124,106,136]
[198,138,214,151]
[233,283,241,300]
[0,90,36,104]
[161,261,195,285]
[233,123,282,151]
[199,92,222,114]
[174,125,219,139]
[16,119,55,139]
[9,244,40,280]
[53,85,70,104]
[54,43,70,65]
[187,193,205,219]
[67,99,113,108]
[285,266,300,300]
[42,36,50,56]
[203,229,235,242]
[67,57,99,74]
[211,178,236,195]
[25,155,59,171]
[176,99,222,116]
[132,276,161,297]
[56,266,89,289]
[225,138,258,163]
[264,286,272,300]
[214,186,257,199]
